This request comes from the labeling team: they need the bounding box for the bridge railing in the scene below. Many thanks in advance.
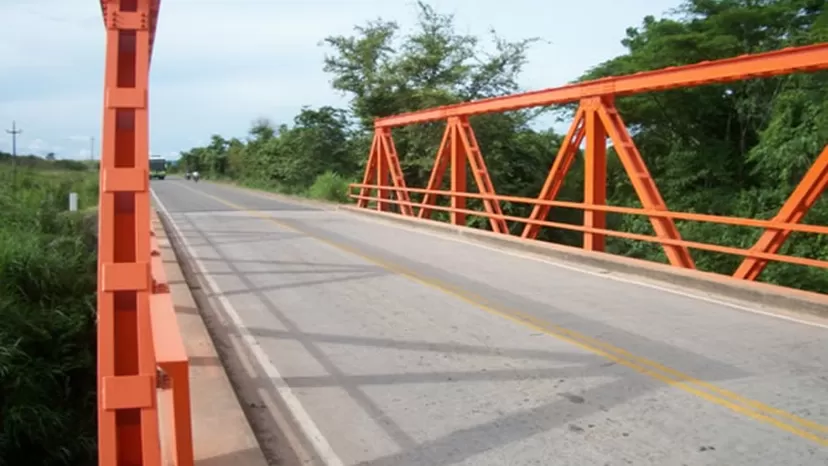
[96,1,193,465]
[348,44,828,283]
[348,178,828,270]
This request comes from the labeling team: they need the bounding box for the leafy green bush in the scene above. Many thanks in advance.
[0,166,99,466]
[307,171,351,203]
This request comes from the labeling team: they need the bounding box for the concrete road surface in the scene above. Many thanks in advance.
[151,178,828,466]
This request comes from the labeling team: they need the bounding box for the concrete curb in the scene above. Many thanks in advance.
[340,206,828,318]
[152,210,270,466]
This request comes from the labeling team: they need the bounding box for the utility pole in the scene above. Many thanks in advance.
[6,121,22,184]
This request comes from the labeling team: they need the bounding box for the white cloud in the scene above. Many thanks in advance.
[1,0,683,159]
[27,138,49,152]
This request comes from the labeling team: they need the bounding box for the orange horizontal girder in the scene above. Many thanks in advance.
[375,44,828,128]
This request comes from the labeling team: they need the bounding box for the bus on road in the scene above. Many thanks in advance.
[149,156,167,180]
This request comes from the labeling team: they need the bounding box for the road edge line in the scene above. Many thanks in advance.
[151,188,345,466]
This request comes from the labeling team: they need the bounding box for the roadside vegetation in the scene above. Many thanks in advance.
[175,0,827,292]
[0,155,99,466]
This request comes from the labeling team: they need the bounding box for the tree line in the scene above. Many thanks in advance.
[175,0,827,292]
[0,151,94,171]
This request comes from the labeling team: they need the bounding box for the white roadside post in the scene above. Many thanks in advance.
[69,192,78,212]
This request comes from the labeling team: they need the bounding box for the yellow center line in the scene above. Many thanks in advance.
[168,182,828,446]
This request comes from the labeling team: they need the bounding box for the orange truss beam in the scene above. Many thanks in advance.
[733,145,828,280]
[375,44,828,128]
[351,44,828,283]
[356,128,413,214]
[522,97,695,268]
[418,117,509,233]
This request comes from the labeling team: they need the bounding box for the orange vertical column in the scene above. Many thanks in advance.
[376,130,390,211]
[98,1,161,465]
[583,98,607,251]
[449,118,467,226]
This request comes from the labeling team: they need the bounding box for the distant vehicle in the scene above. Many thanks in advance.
[192,171,200,182]
[185,171,191,180]
[149,156,167,180]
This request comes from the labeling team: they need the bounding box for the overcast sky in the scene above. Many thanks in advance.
[0,0,682,160]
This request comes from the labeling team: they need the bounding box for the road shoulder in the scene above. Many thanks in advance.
[153,209,271,466]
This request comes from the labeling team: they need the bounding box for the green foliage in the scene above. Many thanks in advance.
[308,171,352,203]
[179,0,827,292]
[580,0,828,291]
[0,165,99,466]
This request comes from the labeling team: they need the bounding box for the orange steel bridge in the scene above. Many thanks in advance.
[93,0,827,464]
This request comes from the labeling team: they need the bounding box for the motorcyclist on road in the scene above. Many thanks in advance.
[192,170,200,182]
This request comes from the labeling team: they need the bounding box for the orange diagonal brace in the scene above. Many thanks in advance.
[595,97,695,269]
[522,107,586,239]
[356,132,380,209]
[453,117,509,233]
[378,128,413,215]
[734,145,828,280]
[418,122,453,219]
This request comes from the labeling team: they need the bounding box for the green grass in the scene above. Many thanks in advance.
[0,165,99,466]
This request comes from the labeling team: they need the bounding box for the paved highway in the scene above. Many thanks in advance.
[151,177,827,466]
